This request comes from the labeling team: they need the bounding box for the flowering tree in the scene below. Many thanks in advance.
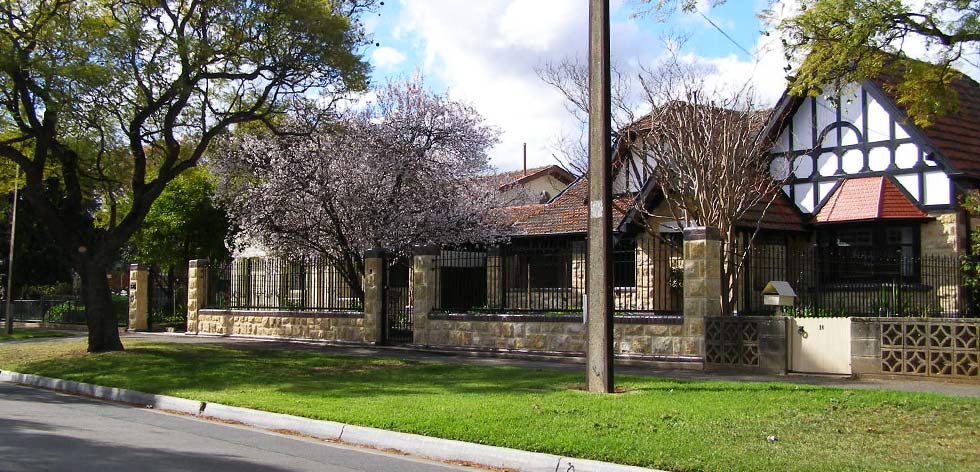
[215,78,503,297]
[0,0,373,351]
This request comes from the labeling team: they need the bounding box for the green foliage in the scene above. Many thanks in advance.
[960,190,980,306]
[0,329,75,342]
[782,305,849,318]
[774,0,979,127]
[20,282,74,298]
[2,340,979,471]
[0,0,373,350]
[129,167,231,271]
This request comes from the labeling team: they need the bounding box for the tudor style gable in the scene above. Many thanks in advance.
[770,81,954,214]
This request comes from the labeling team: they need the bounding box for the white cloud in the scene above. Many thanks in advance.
[396,0,669,172]
[372,46,407,69]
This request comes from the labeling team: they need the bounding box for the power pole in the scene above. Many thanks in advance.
[586,0,614,393]
[5,168,18,335]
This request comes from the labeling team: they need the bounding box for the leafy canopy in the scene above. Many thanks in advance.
[775,0,979,127]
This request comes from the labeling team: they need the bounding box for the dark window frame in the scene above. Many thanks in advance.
[816,222,921,283]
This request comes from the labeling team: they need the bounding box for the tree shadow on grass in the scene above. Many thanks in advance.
[13,343,849,402]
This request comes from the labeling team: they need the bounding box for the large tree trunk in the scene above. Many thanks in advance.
[79,258,124,352]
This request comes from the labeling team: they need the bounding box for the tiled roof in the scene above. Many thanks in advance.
[505,179,632,235]
[503,177,806,236]
[814,177,928,224]
[486,165,576,190]
[740,190,806,232]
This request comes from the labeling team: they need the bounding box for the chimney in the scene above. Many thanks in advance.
[523,143,527,177]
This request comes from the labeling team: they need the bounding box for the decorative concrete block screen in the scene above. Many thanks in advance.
[879,318,979,378]
[705,316,788,373]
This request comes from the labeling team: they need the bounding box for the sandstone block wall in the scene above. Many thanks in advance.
[425,313,699,359]
[196,309,370,342]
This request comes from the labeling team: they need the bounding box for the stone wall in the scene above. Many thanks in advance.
[920,211,964,257]
[425,313,699,359]
[196,309,370,342]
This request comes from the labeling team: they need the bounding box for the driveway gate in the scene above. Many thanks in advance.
[382,256,413,343]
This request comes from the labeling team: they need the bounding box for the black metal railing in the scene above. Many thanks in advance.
[8,296,128,326]
[204,257,363,311]
[740,246,969,317]
[434,237,683,316]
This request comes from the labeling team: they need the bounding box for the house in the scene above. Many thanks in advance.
[749,73,980,316]
[462,70,980,318]
[487,164,576,206]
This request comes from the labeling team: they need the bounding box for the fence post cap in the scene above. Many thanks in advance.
[129,263,148,271]
[364,248,386,258]
[413,244,441,256]
[682,226,721,241]
[188,259,209,268]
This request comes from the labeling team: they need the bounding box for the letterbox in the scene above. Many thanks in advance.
[762,281,796,307]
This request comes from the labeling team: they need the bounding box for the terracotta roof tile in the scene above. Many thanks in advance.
[739,190,806,232]
[505,179,631,235]
[814,177,927,223]
[484,165,576,191]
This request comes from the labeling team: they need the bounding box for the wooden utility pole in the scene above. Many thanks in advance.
[5,168,18,335]
[586,0,614,393]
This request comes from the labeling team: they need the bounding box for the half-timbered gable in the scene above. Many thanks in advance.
[770,80,955,215]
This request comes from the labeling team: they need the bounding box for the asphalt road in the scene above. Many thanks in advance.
[0,382,475,472]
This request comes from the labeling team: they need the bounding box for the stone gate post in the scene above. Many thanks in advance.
[411,245,440,346]
[362,249,385,344]
[128,264,149,331]
[186,259,208,335]
[682,227,723,359]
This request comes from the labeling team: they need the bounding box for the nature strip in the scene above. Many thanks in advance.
[0,370,661,472]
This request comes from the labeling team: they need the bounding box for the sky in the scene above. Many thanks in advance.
[359,0,980,173]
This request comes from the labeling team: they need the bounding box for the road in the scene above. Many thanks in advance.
[0,382,475,472]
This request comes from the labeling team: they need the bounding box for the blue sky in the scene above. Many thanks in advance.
[353,1,979,172]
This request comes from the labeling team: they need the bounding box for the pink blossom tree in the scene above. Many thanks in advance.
[215,78,504,297]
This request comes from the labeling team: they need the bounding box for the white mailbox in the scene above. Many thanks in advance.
[762,281,796,307]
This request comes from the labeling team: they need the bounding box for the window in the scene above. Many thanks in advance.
[817,224,920,282]
[613,238,637,287]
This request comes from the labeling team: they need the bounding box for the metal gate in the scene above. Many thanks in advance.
[382,256,413,344]
[148,265,188,331]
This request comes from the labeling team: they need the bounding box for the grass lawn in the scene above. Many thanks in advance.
[0,329,77,342]
[0,340,977,472]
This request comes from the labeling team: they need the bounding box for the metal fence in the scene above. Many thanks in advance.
[740,246,970,317]
[434,236,683,315]
[204,257,363,311]
[8,296,128,326]
[148,266,188,329]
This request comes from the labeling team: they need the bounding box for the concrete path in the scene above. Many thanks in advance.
[0,382,475,472]
[127,332,980,398]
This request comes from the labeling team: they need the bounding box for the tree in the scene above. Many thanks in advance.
[635,0,980,127]
[128,166,231,313]
[774,0,979,127]
[0,0,372,352]
[214,77,503,298]
[130,167,231,271]
[541,43,791,313]
[629,56,788,313]
[535,58,637,176]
